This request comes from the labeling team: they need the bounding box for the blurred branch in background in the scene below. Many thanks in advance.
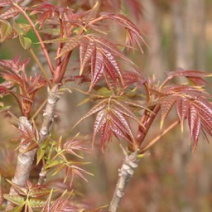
[142,0,167,80]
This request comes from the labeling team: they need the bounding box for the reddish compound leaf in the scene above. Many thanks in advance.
[0,0,13,7]
[156,74,212,149]
[91,35,134,65]
[122,71,145,87]
[63,138,90,158]
[0,57,46,117]
[167,68,212,86]
[101,13,146,52]
[168,69,212,79]
[0,6,20,19]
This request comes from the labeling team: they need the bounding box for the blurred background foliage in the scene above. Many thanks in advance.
[0,0,212,211]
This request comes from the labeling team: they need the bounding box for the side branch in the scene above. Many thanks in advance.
[6,86,60,211]
[39,85,60,142]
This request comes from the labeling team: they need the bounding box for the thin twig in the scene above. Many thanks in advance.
[7,111,19,122]
[29,49,53,87]
[30,99,47,121]
[13,3,54,75]
[140,120,180,153]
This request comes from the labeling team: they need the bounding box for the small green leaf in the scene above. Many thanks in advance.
[3,194,25,206]
[77,97,91,106]
[45,160,61,169]
[29,188,50,198]
[19,36,32,49]
[9,204,25,212]
[41,37,68,44]
[96,87,112,97]
[28,199,47,208]
[6,180,27,196]
[0,20,13,42]
[37,148,45,165]
[0,105,11,113]
[13,22,31,36]
[39,28,60,36]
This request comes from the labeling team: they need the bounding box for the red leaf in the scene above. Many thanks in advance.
[92,110,106,143]
[100,120,112,148]
[111,121,131,142]
[193,99,212,128]
[73,99,107,128]
[79,37,96,75]
[111,110,134,140]
[168,69,212,85]
[177,98,189,131]
[57,35,82,58]
[90,49,104,90]
[0,0,13,7]
[91,35,134,65]
[169,69,212,79]
[0,6,20,19]
[188,105,198,137]
[160,96,178,128]
[192,116,201,150]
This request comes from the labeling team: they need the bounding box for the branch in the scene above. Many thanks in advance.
[136,105,160,146]
[108,105,160,211]
[37,166,47,185]
[6,85,60,211]
[6,117,35,210]
[108,151,140,212]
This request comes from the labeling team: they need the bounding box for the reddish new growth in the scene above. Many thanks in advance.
[154,69,212,150]
[0,57,46,117]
